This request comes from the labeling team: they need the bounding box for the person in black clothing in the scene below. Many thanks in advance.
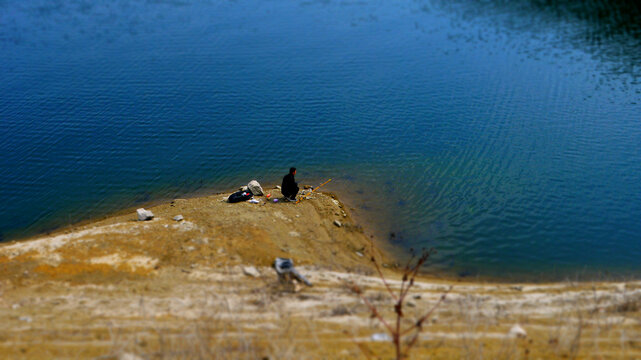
[281,167,299,201]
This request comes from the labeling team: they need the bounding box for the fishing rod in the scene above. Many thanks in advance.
[296,178,332,204]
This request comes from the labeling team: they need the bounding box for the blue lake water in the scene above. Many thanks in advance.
[1,0,640,280]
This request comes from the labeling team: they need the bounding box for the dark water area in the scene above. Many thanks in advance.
[1,0,640,281]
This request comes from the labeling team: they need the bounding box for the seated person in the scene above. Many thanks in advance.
[281,167,299,201]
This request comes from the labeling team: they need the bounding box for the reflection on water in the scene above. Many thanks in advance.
[1,0,640,280]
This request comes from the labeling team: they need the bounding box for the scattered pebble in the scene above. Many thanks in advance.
[371,333,392,342]
[120,352,144,360]
[333,220,342,227]
[173,215,184,222]
[355,251,363,257]
[243,266,260,278]
[509,324,527,338]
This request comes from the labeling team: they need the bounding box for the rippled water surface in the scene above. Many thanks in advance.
[1,0,640,280]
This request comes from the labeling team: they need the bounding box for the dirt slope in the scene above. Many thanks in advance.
[0,188,640,359]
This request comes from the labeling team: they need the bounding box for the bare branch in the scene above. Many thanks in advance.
[371,255,398,302]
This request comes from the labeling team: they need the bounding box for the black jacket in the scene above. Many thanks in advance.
[281,173,298,196]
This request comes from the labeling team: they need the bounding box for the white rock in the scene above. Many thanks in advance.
[333,220,342,227]
[371,333,392,342]
[120,353,144,360]
[355,251,364,257]
[247,180,264,196]
[509,324,527,338]
[243,266,260,278]
[136,208,154,221]
[173,215,184,222]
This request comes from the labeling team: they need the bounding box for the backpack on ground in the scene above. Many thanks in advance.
[228,190,253,203]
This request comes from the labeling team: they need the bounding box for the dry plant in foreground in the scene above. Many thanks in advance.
[348,248,451,360]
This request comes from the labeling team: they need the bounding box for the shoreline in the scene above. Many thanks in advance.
[3,184,639,284]
[0,187,640,358]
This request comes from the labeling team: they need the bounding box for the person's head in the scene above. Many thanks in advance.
[289,167,296,175]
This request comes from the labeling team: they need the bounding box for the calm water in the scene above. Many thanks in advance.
[1,0,640,280]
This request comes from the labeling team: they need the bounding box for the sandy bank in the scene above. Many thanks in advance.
[0,187,640,359]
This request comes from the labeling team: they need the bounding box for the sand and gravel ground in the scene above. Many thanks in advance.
[1,188,640,359]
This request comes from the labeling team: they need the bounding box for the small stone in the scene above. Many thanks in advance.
[173,215,184,222]
[355,251,363,257]
[120,353,144,360]
[371,333,392,342]
[239,186,248,191]
[275,185,281,190]
[407,301,416,307]
[11,304,19,310]
[333,220,342,227]
[19,316,32,323]
[243,266,260,278]
[136,208,154,221]
[509,324,527,338]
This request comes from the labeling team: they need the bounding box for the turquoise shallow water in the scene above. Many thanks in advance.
[1,0,640,280]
